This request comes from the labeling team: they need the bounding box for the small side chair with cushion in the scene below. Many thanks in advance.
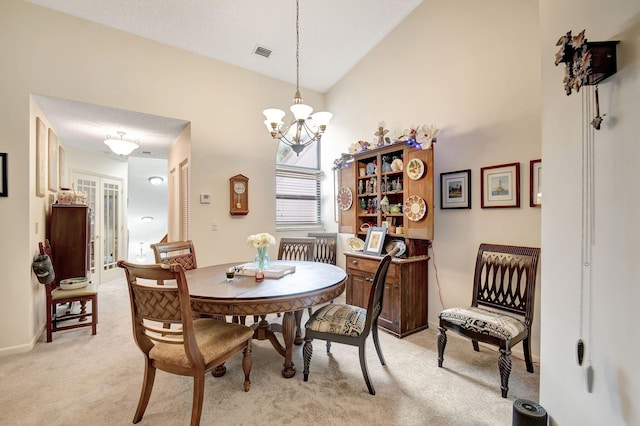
[303,251,395,395]
[38,240,98,343]
[118,261,253,426]
[437,243,540,398]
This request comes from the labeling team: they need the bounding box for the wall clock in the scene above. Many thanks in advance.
[229,174,249,216]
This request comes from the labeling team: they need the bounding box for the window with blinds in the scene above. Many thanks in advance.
[276,141,322,228]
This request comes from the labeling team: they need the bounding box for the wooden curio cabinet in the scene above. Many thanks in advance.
[338,142,434,337]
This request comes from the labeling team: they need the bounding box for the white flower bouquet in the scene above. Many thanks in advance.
[247,232,276,248]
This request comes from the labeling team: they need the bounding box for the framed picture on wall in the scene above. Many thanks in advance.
[530,159,542,207]
[48,128,59,192]
[440,169,471,209]
[480,162,520,208]
[0,153,7,197]
[35,117,46,197]
[363,226,387,256]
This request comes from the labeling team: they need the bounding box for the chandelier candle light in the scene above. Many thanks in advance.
[263,0,332,156]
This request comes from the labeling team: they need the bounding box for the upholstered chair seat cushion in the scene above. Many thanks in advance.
[438,307,525,340]
[51,284,98,301]
[305,304,367,337]
[150,319,254,368]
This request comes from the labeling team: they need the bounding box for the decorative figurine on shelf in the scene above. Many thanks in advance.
[366,161,376,175]
[380,195,390,214]
[370,177,377,194]
[381,155,392,172]
[358,180,364,194]
[365,180,371,194]
[360,198,367,212]
[381,175,389,193]
[367,199,375,214]
[375,121,390,147]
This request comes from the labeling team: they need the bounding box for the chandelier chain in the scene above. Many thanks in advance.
[296,0,300,92]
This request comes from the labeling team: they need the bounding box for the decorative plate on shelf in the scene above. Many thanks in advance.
[347,237,365,251]
[404,195,428,221]
[406,158,425,180]
[385,240,406,257]
[337,187,353,211]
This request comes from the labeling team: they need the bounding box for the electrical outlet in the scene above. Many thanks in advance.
[212,222,218,231]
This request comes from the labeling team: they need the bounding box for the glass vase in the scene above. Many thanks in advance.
[254,247,270,271]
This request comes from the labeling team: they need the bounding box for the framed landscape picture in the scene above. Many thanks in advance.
[363,226,387,256]
[530,159,542,207]
[480,162,520,208]
[440,169,471,209]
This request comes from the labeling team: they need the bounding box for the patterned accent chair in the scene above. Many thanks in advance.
[303,251,395,395]
[437,243,541,398]
[117,261,253,425]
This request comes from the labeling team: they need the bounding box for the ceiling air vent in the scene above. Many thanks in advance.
[140,150,153,155]
[254,45,272,58]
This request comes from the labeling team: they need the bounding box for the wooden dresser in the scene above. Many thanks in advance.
[345,252,429,338]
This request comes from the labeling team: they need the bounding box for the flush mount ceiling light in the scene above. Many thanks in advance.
[140,216,154,223]
[262,0,332,156]
[148,176,164,185]
[104,131,140,156]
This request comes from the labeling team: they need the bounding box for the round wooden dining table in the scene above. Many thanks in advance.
[186,260,347,378]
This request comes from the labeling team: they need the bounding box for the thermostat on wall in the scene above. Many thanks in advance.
[200,194,211,204]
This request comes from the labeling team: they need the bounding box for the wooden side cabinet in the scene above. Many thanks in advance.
[345,252,429,338]
[47,204,91,282]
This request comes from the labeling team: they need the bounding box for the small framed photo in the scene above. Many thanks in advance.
[530,159,542,207]
[440,169,471,209]
[363,226,387,256]
[480,162,520,208]
[0,153,7,197]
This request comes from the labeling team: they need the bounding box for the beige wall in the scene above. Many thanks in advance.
[539,0,640,424]
[0,0,323,352]
[324,0,543,358]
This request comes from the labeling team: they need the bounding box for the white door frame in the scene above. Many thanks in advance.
[72,172,125,284]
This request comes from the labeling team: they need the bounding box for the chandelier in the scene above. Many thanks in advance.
[104,131,139,156]
[263,0,332,156]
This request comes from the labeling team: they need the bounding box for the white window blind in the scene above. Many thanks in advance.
[276,165,322,227]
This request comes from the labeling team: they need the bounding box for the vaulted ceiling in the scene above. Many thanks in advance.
[27,0,422,158]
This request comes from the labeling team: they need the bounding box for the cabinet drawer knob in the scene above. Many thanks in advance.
[351,260,358,265]
[394,285,399,289]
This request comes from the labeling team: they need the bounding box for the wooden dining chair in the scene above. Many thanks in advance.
[307,233,338,265]
[117,261,253,426]
[277,237,316,262]
[303,251,395,395]
[39,240,98,342]
[437,243,540,398]
[150,240,197,270]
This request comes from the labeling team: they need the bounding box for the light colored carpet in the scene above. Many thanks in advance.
[0,277,539,425]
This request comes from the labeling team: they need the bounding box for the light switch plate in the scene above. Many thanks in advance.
[200,194,211,204]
